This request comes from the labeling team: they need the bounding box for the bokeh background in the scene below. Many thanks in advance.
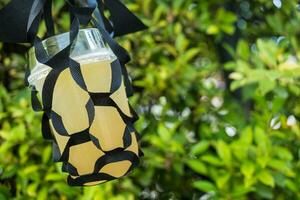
[1,0,300,199]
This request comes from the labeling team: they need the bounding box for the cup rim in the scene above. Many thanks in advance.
[27,28,105,70]
[28,28,100,57]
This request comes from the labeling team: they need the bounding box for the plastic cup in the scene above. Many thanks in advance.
[28,28,139,185]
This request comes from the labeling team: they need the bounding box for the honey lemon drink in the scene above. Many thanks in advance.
[28,29,139,182]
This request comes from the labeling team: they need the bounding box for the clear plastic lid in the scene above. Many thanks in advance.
[27,28,116,86]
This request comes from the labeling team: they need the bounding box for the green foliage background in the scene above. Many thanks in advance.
[1,0,300,199]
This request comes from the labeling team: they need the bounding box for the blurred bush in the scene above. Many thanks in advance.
[1,0,300,199]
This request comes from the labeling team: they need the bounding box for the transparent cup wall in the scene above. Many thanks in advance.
[28,28,139,185]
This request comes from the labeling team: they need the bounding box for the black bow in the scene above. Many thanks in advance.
[0,0,147,43]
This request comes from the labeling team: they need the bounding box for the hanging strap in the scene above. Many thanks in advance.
[43,0,55,37]
[102,0,147,37]
[91,1,135,96]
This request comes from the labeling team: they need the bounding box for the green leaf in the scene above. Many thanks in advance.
[182,48,200,62]
[254,127,269,152]
[201,155,223,166]
[52,183,79,197]
[216,140,232,166]
[237,40,250,60]
[1,165,18,179]
[193,180,217,192]
[258,170,275,188]
[216,173,230,189]
[241,162,255,178]
[186,159,208,175]
[27,183,39,197]
[285,179,298,192]
[230,80,245,91]
[240,127,253,145]
[229,72,244,80]
[231,142,248,161]
[268,159,295,177]
[256,39,278,67]
[207,24,219,35]
[256,185,274,199]
[175,34,189,52]
[273,146,293,161]
[42,146,52,164]
[241,162,256,188]
[221,24,235,35]
[45,173,64,181]
[232,185,253,198]
[190,140,210,155]
[22,165,39,176]
[257,80,276,96]
[37,187,48,200]
[158,124,172,142]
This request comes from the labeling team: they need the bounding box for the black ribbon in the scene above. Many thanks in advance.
[0,0,147,43]
[0,0,36,43]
